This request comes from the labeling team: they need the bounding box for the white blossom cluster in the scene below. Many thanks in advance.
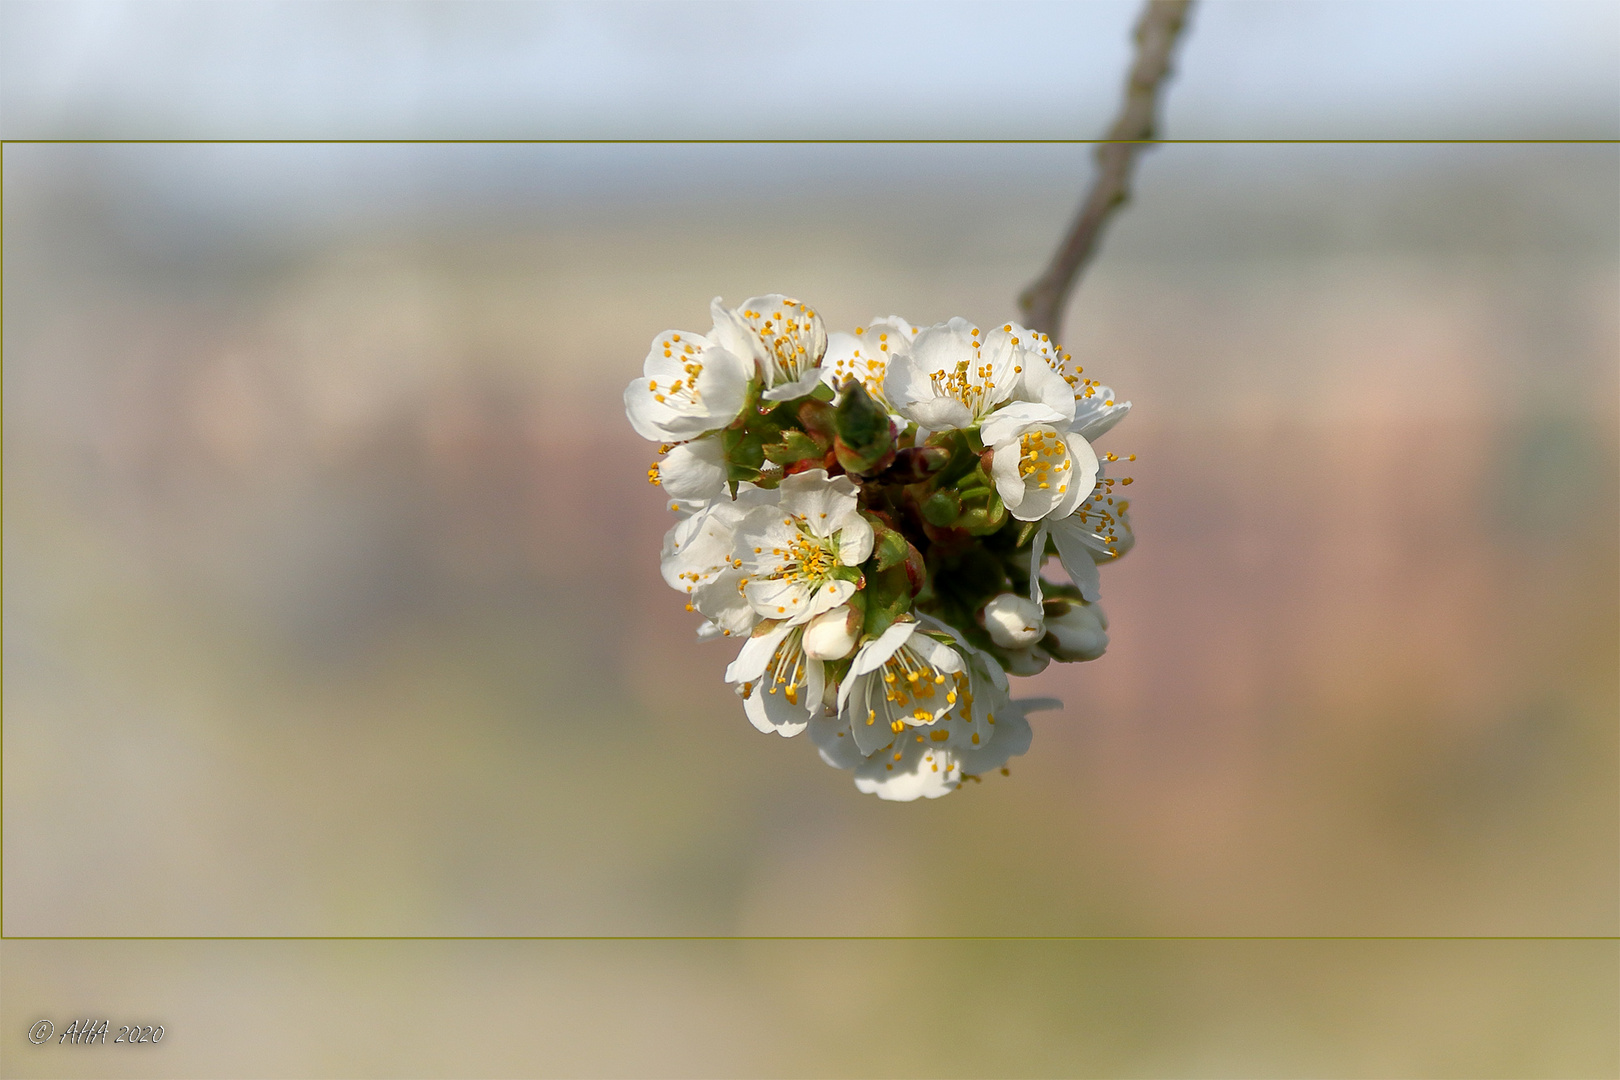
[626,295,1134,800]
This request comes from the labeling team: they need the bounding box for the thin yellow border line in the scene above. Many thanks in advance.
[0,138,1617,145]
[1,137,1615,946]
[5,936,1617,942]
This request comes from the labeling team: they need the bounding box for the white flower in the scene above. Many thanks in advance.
[850,634,1049,801]
[725,620,824,737]
[733,469,874,625]
[714,294,828,402]
[883,317,1018,432]
[625,316,754,443]
[660,486,776,637]
[853,697,1039,800]
[982,319,1129,439]
[649,436,728,511]
[808,616,1055,800]
[1029,481,1135,603]
[980,321,1078,422]
[835,618,967,757]
[1042,599,1108,661]
[819,316,916,415]
[981,593,1045,649]
[980,402,1099,522]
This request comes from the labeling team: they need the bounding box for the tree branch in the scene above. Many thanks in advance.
[1018,0,1194,343]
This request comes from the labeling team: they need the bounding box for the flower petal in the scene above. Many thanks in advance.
[725,622,791,684]
[1047,518,1103,602]
[658,436,728,505]
[777,470,859,537]
[836,516,874,566]
[904,396,974,431]
[745,576,815,620]
[979,401,1066,447]
[761,369,825,401]
[809,708,865,770]
[853,735,962,800]
[1070,387,1131,442]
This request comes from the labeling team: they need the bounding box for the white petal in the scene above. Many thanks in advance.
[745,577,815,620]
[802,579,855,623]
[743,682,811,736]
[1070,388,1131,442]
[761,369,825,401]
[990,441,1027,509]
[659,436,728,504]
[848,619,918,678]
[836,516,874,565]
[846,674,899,756]
[1047,519,1103,602]
[907,322,978,377]
[1017,353,1077,422]
[1057,432,1099,516]
[881,353,932,413]
[954,707,1034,776]
[809,708,865,770]
[693,567,760,637]
[903,396,975,431]
[979,401,1066,447]
[708,298,765,375]
[777,469,859,535]
[853,735,962,800]
[1028,524,1049,604]
[725,622,791,684]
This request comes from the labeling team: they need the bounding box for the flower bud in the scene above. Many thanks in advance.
[833,379,896,475]
[1002,645,1051,676]
[981,593,1046,649]
[1042,600,1108,662]
[803,604,860,661]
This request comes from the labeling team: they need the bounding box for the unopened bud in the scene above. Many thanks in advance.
[982,593,1046,649]
[1002,645,1051,676]
[833,380,896,475]
[803,605,860,660]
[921,489,962,527]
[1042,600,1108,662]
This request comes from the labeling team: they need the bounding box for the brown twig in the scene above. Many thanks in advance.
[1017,0,1194,343]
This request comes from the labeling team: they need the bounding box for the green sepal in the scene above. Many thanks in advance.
[796,399,837,450]
[821,655,854,686]
[869,521,912,572]
[810,382,836,403]
[722,426,766,472]
[1015,519,1040,548]
[830,563,865,588]
[762,429,825,465]
[862,563,912,641]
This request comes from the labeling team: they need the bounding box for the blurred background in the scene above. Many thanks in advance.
[3,2,1618,1077]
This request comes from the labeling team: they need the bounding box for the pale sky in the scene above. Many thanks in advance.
[2,0,1616,139]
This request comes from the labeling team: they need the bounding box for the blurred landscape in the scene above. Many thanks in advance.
[4,139,1617,1075]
